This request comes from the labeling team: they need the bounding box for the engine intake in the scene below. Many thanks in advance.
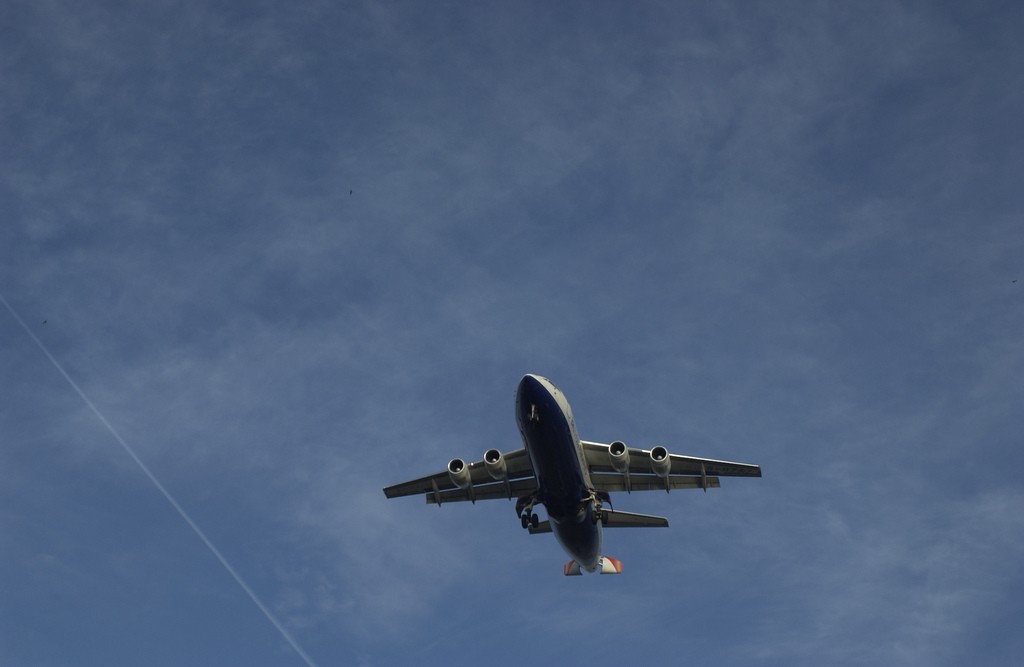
[609,441,630,473]
[650,446,671,477]
[483,448,507,481]
[448,458,472,490]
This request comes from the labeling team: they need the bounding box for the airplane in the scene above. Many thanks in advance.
[383,374,762,575]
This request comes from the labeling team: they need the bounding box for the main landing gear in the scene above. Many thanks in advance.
[516,494,540,530]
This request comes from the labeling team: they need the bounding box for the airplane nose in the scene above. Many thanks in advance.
[516,375,545,425]
[518,374,543,397]
[516,374,542,407]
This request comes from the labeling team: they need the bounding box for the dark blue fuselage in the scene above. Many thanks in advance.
[515,375,602,571]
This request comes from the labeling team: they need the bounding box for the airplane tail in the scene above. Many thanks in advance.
[600,556,623,574]
[563,556,623,576]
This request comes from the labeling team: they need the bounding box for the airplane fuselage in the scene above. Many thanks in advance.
[515,374,602,572]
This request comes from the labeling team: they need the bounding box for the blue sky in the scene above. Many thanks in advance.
[2,1,1022,665]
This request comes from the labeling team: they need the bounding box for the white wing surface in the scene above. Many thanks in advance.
[383,448,536,505]
[581,441,761,492]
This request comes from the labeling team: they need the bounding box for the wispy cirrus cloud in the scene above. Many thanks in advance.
[3,1,1023,665]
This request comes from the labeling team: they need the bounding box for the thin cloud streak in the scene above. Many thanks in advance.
[3,2,1022,664]
[0,291,319,667]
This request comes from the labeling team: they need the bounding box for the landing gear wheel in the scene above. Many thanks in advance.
[521,514,530,529]
[530,513,539,528]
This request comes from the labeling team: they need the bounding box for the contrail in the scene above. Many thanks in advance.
[1,293,318,667]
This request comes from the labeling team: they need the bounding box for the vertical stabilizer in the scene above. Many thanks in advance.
[599,556,623,574]
[563,558,623,575]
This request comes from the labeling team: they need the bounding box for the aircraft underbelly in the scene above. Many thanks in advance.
[520,403,582,514]
[551,505,602,571]
[517,380,600,570]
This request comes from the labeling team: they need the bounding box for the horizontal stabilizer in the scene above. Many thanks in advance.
[527,520,552,535]
[602,509,669,528]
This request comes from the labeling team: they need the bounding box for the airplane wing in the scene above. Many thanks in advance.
[383,448,537,505]
[581,440,761,492]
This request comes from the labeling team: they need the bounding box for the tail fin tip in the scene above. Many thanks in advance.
[599,556,623,574]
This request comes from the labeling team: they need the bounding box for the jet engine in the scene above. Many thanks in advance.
[447,458,472,490]
[483,448,507,481]
[649,446,671,477]
[609,441,630,473]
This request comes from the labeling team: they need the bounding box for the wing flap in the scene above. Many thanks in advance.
[424,477,538,504]
[590,472,720,493]
[666,454,762,478]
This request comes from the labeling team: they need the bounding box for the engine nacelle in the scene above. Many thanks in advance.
[609,441,630,473]
[483,448,507,481]
[448,458,472,490]
[650,446,671,477]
